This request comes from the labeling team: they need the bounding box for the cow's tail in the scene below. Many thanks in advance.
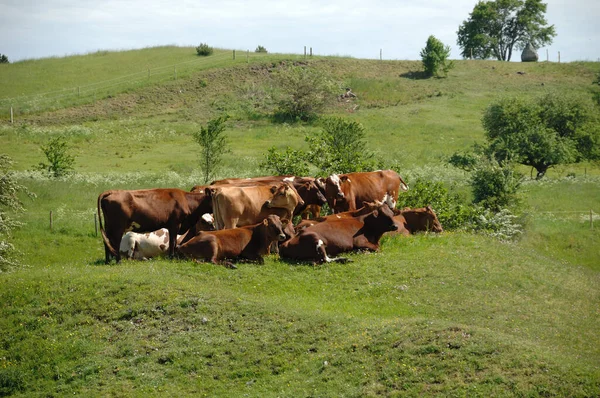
[97,191,118,257]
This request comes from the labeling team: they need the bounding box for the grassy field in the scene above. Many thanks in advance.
[0,47,599,396]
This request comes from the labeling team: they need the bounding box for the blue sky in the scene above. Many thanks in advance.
[1,0,598,62]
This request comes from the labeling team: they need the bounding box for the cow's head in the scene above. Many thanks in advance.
[364,204,399,233]
[265,182,304,209]
[298,181,328,206]
[263,215,288,242]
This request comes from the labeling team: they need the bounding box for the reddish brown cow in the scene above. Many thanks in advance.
[97,189,212,263]
[209,182,303,230]
[324,170,409,213]
[279,204,398,264]
[177,215,288,268]
[208,175,327,217]
[295,201,382,231]
[389,207,443,236]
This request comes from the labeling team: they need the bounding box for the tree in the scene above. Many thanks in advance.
[273,64,336,122]
[255,45,268,53]
[420,35,454,77]
[37,136,75,177]
[457,0,556,61]
[0,54,8,64]
[193,115,230,183]
[482,94,598,179]
[196,43,213,56]
[1,154,34,270]
[260,146,310,176]
[305,117,375,175]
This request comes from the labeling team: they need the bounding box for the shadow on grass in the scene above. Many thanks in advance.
[399,71,430,80]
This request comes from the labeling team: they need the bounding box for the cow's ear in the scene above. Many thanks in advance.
[282,219,290,226]
[205,187,213,196]
[372,210,379,218]
[270,185,277,193]
[340,176,350,183]
[263,219,269,226]
[304,182,311,189]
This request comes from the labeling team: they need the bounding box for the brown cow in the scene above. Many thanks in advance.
[97,189,212,263]
[323,170,409,213]
[295,201,382,231]
[209,182,304,230]
[389,207,443,236]
[177,215,288,268]
[208,175,327,217]
[279,204,398,264]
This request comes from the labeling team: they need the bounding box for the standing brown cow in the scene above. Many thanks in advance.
[323,170,409,213]
[97,189,212,263]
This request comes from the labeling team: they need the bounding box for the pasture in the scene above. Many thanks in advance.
[0,47,599,396]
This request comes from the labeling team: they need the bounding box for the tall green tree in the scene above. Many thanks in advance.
[457,0,556,61]
[193,115,230,184]
[420,35,454,77]
[482,94,598,179]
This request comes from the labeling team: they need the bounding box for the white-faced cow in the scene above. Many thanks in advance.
[279,204,398,264]
[209,182,303,230]
[97,189,212,263]
[323,170,408,213]
[177,215,288,268]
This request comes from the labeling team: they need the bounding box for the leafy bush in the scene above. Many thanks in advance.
[306,117,376,175]
[420,35,454,77]
[273,64,336,122]
[0,54,8,64]
[196,43,214,56]
[255,45,268,53]
[37,136,75,178]
[470,160,523,211]
[260,146,309,176]
[193,115,230,183]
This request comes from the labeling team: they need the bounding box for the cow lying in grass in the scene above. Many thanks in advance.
[279,204,398,264]
[176,215,288,268]
[389,207,443,236]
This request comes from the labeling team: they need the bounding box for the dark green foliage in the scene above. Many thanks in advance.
[0,54,8,64]
[483,94,598,178]
[470,160,523,210]
[395,178,475,231]
[193,115,230,184]
[255,45,268,53]
[260,146,309,176]
[37,136,75,178]
[457,0,556,61]
[273,64,336,122]
[420,35,454,78]
[195,43,214,56]
[306,117,376,175]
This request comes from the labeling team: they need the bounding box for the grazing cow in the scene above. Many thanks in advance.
[209,182,304,230]
[279,204,398,264]
[323,170,409,213]
[389,207,443,236]
[295,201,382,232]
[177,215,288,268]
[97,189,212,263]
[209,175,327,218]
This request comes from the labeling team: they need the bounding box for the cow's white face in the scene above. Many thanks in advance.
[381,193,397,210]
[328,174,345,199]
[201,213,214,225]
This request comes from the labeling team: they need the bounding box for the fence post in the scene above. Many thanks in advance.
[546,49,549,62]
[591,210,594,230]
[94,213,98,236]
[50,211,53,231]
[233,50,236,60]
[247,50,249,64]
[380,49,382,61]
[310,47,313,57]
[558,51,561,63]
[10,106,13,124]
[304,46,306,59]
[174,67,177,80]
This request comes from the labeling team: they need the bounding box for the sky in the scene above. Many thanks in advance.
[1,0,598,63]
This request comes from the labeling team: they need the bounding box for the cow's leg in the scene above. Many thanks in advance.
[168,227,178,258]
[316,239,350,264]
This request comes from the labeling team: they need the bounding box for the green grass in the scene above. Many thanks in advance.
[0,48,599,396]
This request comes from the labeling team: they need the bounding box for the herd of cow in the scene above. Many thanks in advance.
[97,170,443,267]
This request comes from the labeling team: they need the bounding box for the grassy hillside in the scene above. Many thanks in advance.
[0,47,599,396]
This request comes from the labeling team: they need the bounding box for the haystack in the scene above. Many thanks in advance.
[521,43,538,62]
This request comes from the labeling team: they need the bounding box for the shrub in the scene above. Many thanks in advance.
[255,45,268,53]
[0,54,8,64]
[305,117,376,175]
[273,64,336,122]
[196,43,214,56]
[193,115,230,183]
[260,146,309,176]
[470,160,523,211]
[37,136,75,178]
[420,35,454,78]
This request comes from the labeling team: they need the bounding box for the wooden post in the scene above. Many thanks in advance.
[380,49,382,61]
[310,47,313,57]
[471,48,473,59]
[558,51,560,63]
[94,214,98,236]
[174,67,177,80]
[247,50,249,64]
[50,211,53,231]
[10,106,13,124]
[233,50,236,60]
[546,49,549,62]
[304,46,306,59]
